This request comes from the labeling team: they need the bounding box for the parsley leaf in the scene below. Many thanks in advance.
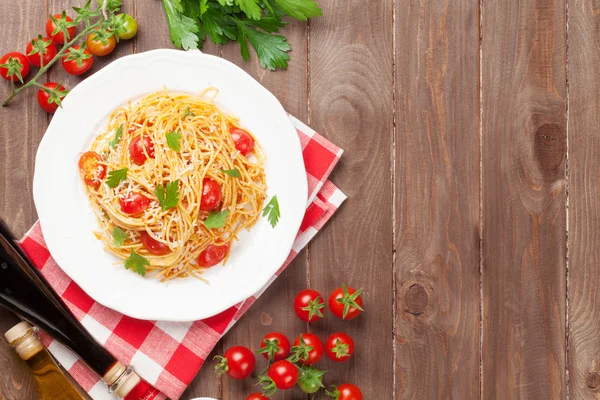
[236,22,291,70]
[106,168,128,188]
[220,168,241,178]
[182,107,196,118]
[204,210,230,229]
[272,0,322,21]
[262,195,280,227]
[154,180,180,211]
[124,250,149,276]
[112,226,129,247]
[236,0,261,20]
[109,125,123,149]
[162,0,201,49]
[166,131,182,152]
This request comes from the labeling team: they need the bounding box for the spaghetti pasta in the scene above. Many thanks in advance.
[78,88,267,281]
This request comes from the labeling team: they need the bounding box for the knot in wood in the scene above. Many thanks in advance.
[533,123,565,179]
[587,372,600,389]
[405,284,428,315]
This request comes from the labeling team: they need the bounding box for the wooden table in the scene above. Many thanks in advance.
[2,0,599,398]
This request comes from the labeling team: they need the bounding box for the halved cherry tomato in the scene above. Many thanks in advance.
[140,231,171,256]
[292,333,323,366]
[129,135,155,165]
[86,29,116,56]
[325,332,354,362]
[328,284,364,320]
[200,178,222,211]
[0,52,30,82]
[230,127,255,156]
[246,393,269,400]
[294,289,326,322]
[46,14,76,44]
[26,37,57,68]
[258,332,291,361]
[214,346,255,380]
[197,242,230,267]
[37,82,67,113]
[325,383,363,400]
[78,151,107,190]
[119,193,151,215]
[62,45,93,76]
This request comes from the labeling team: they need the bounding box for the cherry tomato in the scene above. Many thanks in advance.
[37,82,67,113]
[86,29,116,56]
[46,14,76,44]
[258,332,291,361]
[325,384,363,400]
[246,394,268,400]
[328,284,364,320]
[292,333,323,365]
[0,52,30,82]
[267,360,298,390]
[119,193,151,215]
[197,242,230,267]
[214,346,255,380]
[26,37,57,68]
[325,332,354,362]
[140,231,171,256]
[129,135,155,165]
[200,178,222,211]
[62,46,93,76]
[114,13,138,40]
[230,127,255,156]
[294,289,326,322]
[78,151,107,190]
[297,365,325,394]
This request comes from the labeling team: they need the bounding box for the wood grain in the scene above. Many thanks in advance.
[566,0,600,398]
[481,0,567,398]
[395,0,481,397]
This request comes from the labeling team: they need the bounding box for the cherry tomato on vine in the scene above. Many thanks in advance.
[78,151,107,190]
[325,384,363,400]
[119,193,151,215]
[264,360,298,392]
[200,178,222,211]
[325,332,354,362]
[214,346,255,380]
[198,242,230,268]
[37,82,68,113]
[86,29,116,56]
[46,13,76,44]
[140,232,171,256]
[257,332,290,361]
[246,393,268,400]
[292,333,323,365]
[230,127,255,156]
[328,284,364,320]
[26,36,57,68]
[113,13,138,40]
[294,289,326,322]
[62,45,93,76]
[0,52,30,82]
[296,365,326,394]
[129,135,155,165]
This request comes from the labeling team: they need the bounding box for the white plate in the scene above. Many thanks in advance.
[33,49,307,321]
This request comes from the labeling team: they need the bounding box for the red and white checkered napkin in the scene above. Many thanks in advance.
[18,115,346,400]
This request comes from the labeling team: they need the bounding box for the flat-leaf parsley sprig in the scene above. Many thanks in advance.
[160,0,322,70]
[263,195,280,227]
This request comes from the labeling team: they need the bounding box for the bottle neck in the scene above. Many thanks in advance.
[7,326,43,361]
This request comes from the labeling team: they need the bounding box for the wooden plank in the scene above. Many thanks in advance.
[308,0,394,397]
[481,0,567,398]
[566,0,600,397]
[394,0,481,397]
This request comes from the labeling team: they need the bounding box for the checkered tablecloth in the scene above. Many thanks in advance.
[19,115,346,400]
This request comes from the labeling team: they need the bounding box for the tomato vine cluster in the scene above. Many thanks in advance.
[0,0,137,113]
[214,284,365,400]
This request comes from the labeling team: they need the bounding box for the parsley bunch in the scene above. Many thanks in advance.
[161,0,322,70]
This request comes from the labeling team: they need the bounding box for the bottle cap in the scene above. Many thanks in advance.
[115,371,141,398]
[4,321,32,344]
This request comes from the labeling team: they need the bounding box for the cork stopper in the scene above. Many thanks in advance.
[4,321,33,344]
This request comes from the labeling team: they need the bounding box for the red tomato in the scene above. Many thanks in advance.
[62,45,93,76]
[46,14,76,44]
[294,289,326,322]
[119,193,151,215]
[0,52,30,82]
[246,393,269,400]
[139,231,171,256]
[214,346,255,380]
[129,135,155,165]
[267,360,298,390]
[258,332,291,361]
[86,29,116,56]
[292,333,323,365]
[325,332,354,362]
[230,127,255,156]
[200,178,222,211]
[328,284,364,320]
[37,82,67,114]
[197,242,230,268]
[26,36,57,68]
[78,151,107,190]
[325,384,363,400]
